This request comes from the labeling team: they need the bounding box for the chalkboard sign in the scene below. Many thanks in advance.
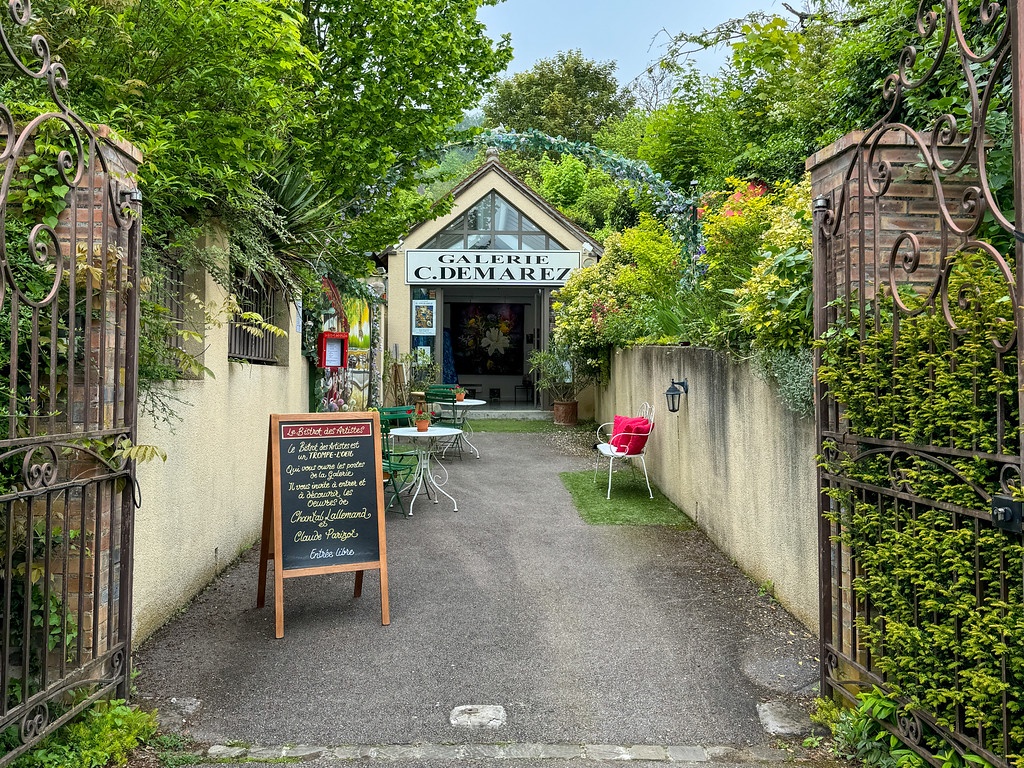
[257,412,390,638]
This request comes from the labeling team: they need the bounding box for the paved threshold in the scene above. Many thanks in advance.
[205,742,799,763]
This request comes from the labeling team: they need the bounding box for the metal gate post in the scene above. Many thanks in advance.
[1011,0,1024,467]
[116,212,142,699]
[811,194,834,696]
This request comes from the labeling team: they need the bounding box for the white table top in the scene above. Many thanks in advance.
[443,398,486,407]
[391,426,463,438]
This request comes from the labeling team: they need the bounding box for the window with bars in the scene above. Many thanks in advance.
[422,192,567,251]
[228,280,279,363]
[150,259,187,356]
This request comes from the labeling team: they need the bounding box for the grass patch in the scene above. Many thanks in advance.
[468,418,596,433]
[560,469,695,528]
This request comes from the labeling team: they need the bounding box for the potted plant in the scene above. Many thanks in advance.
[529,342,595,427]
[413,401,432,432]
[454,386,466,402]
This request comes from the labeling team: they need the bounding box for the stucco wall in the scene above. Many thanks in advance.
[132,270,308,643]
[596,346,819,631]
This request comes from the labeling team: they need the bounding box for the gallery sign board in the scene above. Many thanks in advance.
[405,249,581,286]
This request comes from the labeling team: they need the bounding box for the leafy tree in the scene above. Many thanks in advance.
[534,155,622,237]
[593,111,647,161]
[301,0,511,204]
[635,65,734,188]
[21,0,319,262]
[1,0,511,420]
[483,50,634,143]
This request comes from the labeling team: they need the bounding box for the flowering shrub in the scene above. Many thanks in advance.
[698,177,775,293]
[652,175,813,353]
[553,215,683,379]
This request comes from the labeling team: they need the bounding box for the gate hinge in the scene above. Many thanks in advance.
[990,495,1023,534]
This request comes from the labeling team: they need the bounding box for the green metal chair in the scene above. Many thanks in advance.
[425,390,463,460]
[379,409,417,515]
[425,384,457,397]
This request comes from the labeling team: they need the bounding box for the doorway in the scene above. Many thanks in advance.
[439,287,543,408]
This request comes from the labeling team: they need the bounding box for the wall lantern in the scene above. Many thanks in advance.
[317,331,349,370]
[665,378,689,413]
[119,188,143,204]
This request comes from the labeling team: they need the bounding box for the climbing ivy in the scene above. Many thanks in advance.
[817,253,1024,766]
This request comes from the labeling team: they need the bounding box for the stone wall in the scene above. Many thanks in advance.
[596,346,819,631]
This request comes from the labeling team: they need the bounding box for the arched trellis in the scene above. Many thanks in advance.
[403,127,702,280]
[325,127,702,284]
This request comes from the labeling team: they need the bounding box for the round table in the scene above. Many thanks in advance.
[437,398,486,459]
[390,426,463,515]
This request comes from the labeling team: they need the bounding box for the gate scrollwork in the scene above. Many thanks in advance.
[813,3,1023,768]
[0,1,141,762]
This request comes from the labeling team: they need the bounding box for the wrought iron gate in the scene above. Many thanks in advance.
[0,3,142,762]
[813,2,1024,767]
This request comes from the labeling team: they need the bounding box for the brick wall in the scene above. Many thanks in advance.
[806,129,979,304]
[25,129,142,662]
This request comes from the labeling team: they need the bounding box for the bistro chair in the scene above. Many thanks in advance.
[426,384,457,395]
[379,405,421,463]
[379,408,417,515]
[593,402,655,500]
[425,389,463,460]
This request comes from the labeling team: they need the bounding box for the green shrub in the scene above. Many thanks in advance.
[817,253,1024,761]
[12,700,157,768]
[552,214,683,378]
[734,246,812,353]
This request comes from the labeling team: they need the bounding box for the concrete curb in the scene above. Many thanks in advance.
[203,742,806,763]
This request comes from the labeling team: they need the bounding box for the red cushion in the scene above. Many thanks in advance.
[609,415,631,451]
[626,418,651,455]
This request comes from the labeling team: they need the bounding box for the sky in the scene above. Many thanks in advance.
[477,0,784,84]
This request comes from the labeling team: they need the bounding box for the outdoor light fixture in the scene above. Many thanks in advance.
[665,378,689,413]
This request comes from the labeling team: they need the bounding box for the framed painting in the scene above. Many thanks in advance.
[412,299,436,336]
[451,303,525,375]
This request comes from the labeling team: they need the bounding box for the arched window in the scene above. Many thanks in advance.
[423,192,566,250]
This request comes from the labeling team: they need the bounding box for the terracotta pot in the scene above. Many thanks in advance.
[552,400,578,427]
[416,419,430,432]
[456,392,465,402]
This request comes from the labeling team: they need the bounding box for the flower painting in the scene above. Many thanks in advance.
[452,303,524,375]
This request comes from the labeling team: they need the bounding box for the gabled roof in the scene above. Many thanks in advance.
[403,156,605,256]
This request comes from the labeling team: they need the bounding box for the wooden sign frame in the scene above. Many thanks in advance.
[257,412,390,638]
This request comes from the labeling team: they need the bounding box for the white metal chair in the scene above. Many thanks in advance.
[594,402,655,500]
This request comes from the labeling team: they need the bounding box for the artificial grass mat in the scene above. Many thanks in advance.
[560,469,695,528]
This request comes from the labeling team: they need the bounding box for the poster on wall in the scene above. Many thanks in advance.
[451,303,525,376]
[316,291,376,413]
[411,299,436,337]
